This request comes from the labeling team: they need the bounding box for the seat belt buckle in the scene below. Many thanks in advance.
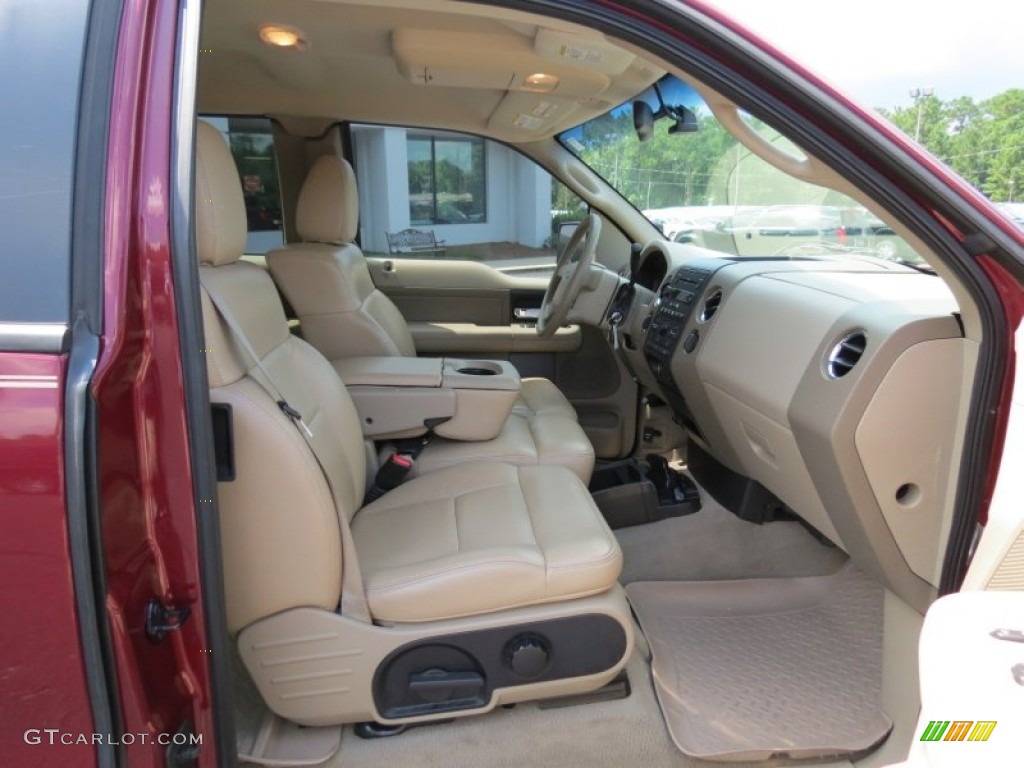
[374,453,414,492]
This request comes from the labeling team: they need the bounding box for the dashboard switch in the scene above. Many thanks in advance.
[683,329,699,354]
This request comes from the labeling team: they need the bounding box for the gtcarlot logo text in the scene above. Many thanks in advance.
[24,729,203,747]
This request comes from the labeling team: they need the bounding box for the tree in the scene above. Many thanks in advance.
[879,89,1023,201]
[977,90,1024,201]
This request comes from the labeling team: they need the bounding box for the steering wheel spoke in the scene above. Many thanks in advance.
[536,213,601,338]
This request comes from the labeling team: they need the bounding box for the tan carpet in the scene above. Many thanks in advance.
[615,492,848,585]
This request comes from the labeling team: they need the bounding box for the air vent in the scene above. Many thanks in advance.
[826,331,867,379]
[699,290,722,323]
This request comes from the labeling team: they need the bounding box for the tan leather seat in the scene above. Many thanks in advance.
[196,121,629,724]
[266,155,593,481]
[355,461,620,623]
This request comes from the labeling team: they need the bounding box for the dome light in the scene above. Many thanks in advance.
[258,24,309,51]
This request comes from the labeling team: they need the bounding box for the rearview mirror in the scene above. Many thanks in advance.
[634,83,700,141]
[633,101,655,142]
[668,106,699,134]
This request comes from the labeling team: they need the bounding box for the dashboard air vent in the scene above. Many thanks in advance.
[699,290,722,323]
[826,331,867,379]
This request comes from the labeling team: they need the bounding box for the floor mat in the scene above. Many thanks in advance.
[238,709,341,767]
[626,564,892,762]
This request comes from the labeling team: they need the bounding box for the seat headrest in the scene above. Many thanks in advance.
[195,121,247,267]
[296,155,359,245]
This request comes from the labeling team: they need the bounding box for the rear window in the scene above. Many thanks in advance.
[0,0,90,323]
[200,116,283,254]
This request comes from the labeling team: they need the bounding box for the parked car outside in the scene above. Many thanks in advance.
[996,202,1024,229]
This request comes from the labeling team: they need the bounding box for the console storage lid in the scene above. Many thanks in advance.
[334,356,443,388]
[334,357,521,442]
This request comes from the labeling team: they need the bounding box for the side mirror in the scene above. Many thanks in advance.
[629,242,643,278]
[557,220,580,250]
[633,101,655,142]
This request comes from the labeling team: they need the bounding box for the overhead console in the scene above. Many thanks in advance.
[389,27,664,140]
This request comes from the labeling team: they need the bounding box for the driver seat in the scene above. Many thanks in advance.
[267,155,594,482]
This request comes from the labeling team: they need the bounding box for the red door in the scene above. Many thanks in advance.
[1,0,223,765]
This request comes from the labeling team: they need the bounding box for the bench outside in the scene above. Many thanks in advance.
[386,228,447,257]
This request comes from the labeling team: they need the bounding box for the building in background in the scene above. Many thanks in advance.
[351,125,552,254]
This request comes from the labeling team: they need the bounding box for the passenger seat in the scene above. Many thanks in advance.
[266,155,595,482]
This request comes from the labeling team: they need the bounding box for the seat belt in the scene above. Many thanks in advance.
[363,433,434,505]
[199,272,372,624]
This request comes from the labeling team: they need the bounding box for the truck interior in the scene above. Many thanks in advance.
[176,1,1017,765]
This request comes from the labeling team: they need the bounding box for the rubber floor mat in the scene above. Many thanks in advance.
[626,564,892,761]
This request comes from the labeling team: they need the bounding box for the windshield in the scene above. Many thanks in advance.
[558,75,927,267]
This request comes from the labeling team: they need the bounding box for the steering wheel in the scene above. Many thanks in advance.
[537,213,601,338]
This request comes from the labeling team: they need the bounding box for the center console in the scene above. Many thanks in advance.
[641,258,724,438]
[334,356,520,441]
[643,261,717,384]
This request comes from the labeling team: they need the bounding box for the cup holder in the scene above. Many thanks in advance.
[453,360,504,376]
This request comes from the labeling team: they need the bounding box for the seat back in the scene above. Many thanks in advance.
[196,121,367,633]
[267,156,417,360]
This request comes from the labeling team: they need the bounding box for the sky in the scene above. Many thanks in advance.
[703,0,1024,110]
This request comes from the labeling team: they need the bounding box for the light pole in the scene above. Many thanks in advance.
[909,86,934,143]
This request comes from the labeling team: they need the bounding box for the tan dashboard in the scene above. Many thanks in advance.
[619,245,964,611]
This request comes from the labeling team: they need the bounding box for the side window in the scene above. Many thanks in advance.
[351,125,586,272]
[200,117,283,254]
[407,135,486,225]
[0,0,90,324]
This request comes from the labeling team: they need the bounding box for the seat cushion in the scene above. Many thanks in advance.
[512,377,578,421]
[351,462,621,623]
[414,412,595,483]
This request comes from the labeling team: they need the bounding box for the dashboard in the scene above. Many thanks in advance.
[612,241,965,610]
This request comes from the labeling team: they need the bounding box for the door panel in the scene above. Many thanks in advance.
[390,290,507,324]
[368,256,548,293]
[368,256,637,459]
[409,321,582,353]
